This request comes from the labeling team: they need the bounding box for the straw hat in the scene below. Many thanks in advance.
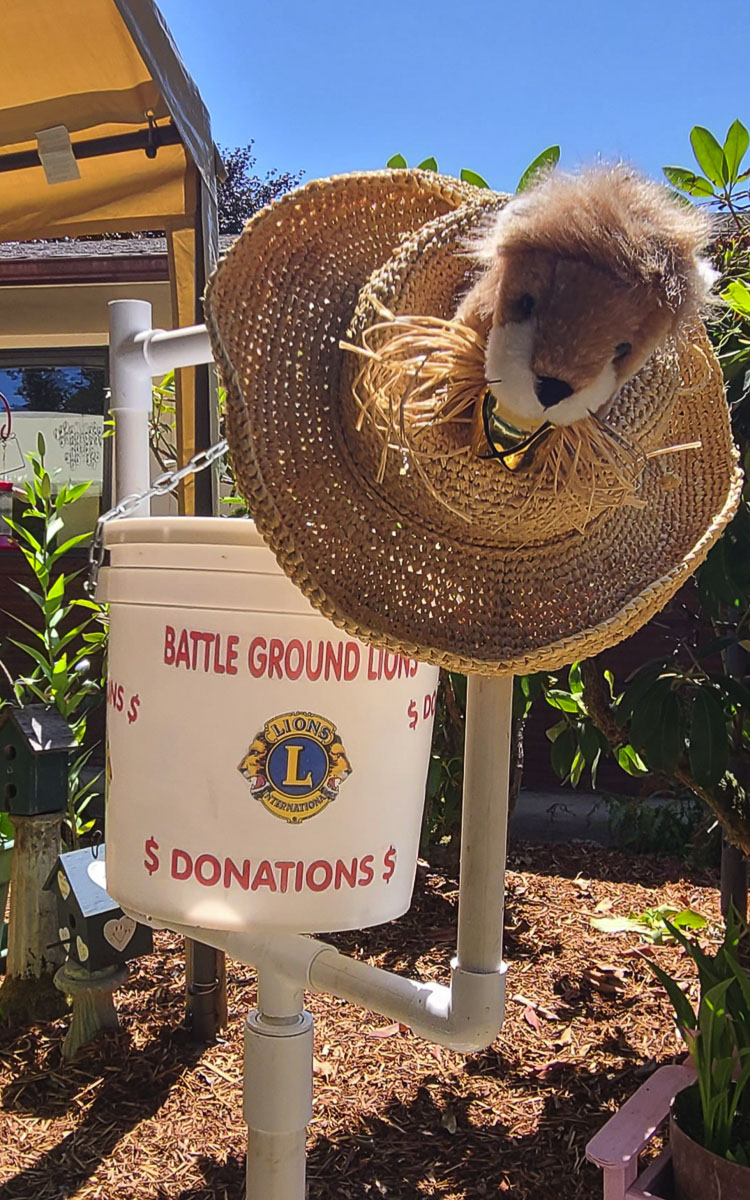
[204,170,741,676]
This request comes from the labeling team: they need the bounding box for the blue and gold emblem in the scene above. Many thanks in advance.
[238,711,352,823]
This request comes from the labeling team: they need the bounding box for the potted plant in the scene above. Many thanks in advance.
[650,910,750,1199]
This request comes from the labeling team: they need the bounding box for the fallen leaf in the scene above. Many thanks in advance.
[368,1022,408,1038]
[533,1059,567,1078]
[523,1005,542,1031]
[556,1026,573,1046]
[582,964,628,997]
[594,899,614,913]
[313,1057,334,1078]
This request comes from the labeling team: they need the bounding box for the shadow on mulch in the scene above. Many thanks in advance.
[0,1025,205,1200]
[155,1054,667,1200]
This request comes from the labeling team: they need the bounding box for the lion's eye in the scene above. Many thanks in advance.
[516,294,535,319]
[614,341,632,361]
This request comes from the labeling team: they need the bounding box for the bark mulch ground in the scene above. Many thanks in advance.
[0,840,720,1199]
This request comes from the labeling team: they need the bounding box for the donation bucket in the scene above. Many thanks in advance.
[101,518,439,934]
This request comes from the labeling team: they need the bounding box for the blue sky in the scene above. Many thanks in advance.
[157,0,749,194]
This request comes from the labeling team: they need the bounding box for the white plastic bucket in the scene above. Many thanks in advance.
[101,518,439,934]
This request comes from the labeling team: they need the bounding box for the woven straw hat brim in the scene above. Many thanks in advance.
[205,170,742,676]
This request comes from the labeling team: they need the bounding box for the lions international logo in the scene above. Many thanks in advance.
[238,711,352,823]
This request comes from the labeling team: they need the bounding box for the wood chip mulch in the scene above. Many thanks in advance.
[0,841,720,1199]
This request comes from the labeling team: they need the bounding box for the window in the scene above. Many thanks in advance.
[0,349,111,541]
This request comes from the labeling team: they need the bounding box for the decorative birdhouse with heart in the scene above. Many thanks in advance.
[44,844,152,969]
[0,704,76,815]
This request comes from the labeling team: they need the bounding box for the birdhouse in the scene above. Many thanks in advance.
[0,704,76,815]
[44,844,153,969]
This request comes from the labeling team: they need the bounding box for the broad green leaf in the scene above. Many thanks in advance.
[615,743,649,776]
[630,678,671,752]
[580,723,600,764]
[48,531,93,562]
[45,515,65,545]
[722,280,750,317]
[516,145,560,193]
[545,718,568,743]
[591,916,645,934]
[569,747,585,786]
[550,725,576,779]
[545,688,580,713]
[670,909,708,931]
[617,668,665,723]
[723,119,749,181]
[460,168,490,188]
[644,689,683,773]
[690,126,728,185]
[417,157,438,172]
[568,662,583,695]
[387,153,407,169]
[648,959,697,1032]
[688,686,729,788]
[662,166,716,197]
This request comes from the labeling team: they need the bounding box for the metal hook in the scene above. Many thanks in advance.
[0,392,11,441]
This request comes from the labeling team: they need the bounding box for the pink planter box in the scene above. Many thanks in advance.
[585,1063,694,1200]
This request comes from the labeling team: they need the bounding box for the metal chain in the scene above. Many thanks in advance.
[86,438,228,595]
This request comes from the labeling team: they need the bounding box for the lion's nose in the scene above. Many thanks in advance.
[535,375,574,408]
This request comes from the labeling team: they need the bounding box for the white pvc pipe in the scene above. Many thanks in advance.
[246,1130,307,1199]
[457,674,513,973]
[244,1004,312,1199]
[134,324,214,375]
[108,299,154,512]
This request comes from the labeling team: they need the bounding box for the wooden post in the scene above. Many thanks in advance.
[720,838,748,921]
[0,813,66,1020]
[185,936,227,1041]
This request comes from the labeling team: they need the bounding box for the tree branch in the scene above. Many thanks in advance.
[579,657,750,857]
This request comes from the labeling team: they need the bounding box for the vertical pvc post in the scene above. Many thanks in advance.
[244,972,312,1200]
[456,674,513,974]
[108,299,153,511]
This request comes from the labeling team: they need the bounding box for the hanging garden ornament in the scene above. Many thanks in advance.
[204,166,741,676]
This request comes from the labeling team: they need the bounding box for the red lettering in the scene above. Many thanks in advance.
[325,642,343,681]
[212,634,226,675]
[306,860,333,892]
[164,624,176,665]
[343,642,360,680]
[275,861,296,893]
[294,861,305,892]
[171,849,192,879]
[189,629,203,670]
[410,659,419,677]
[334,858,358,890]
[383,652,398,680]
[175,629,190,668]
[195,854,221,886]
[285,639,304,681]
[306,641,324,681]
[268,638,284,679]
[358,855,374,886]
[252,860,278,891]
[226,635,239,675]
[248,636,267,677]
[224,857,252,890]
[367,646,382,680]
